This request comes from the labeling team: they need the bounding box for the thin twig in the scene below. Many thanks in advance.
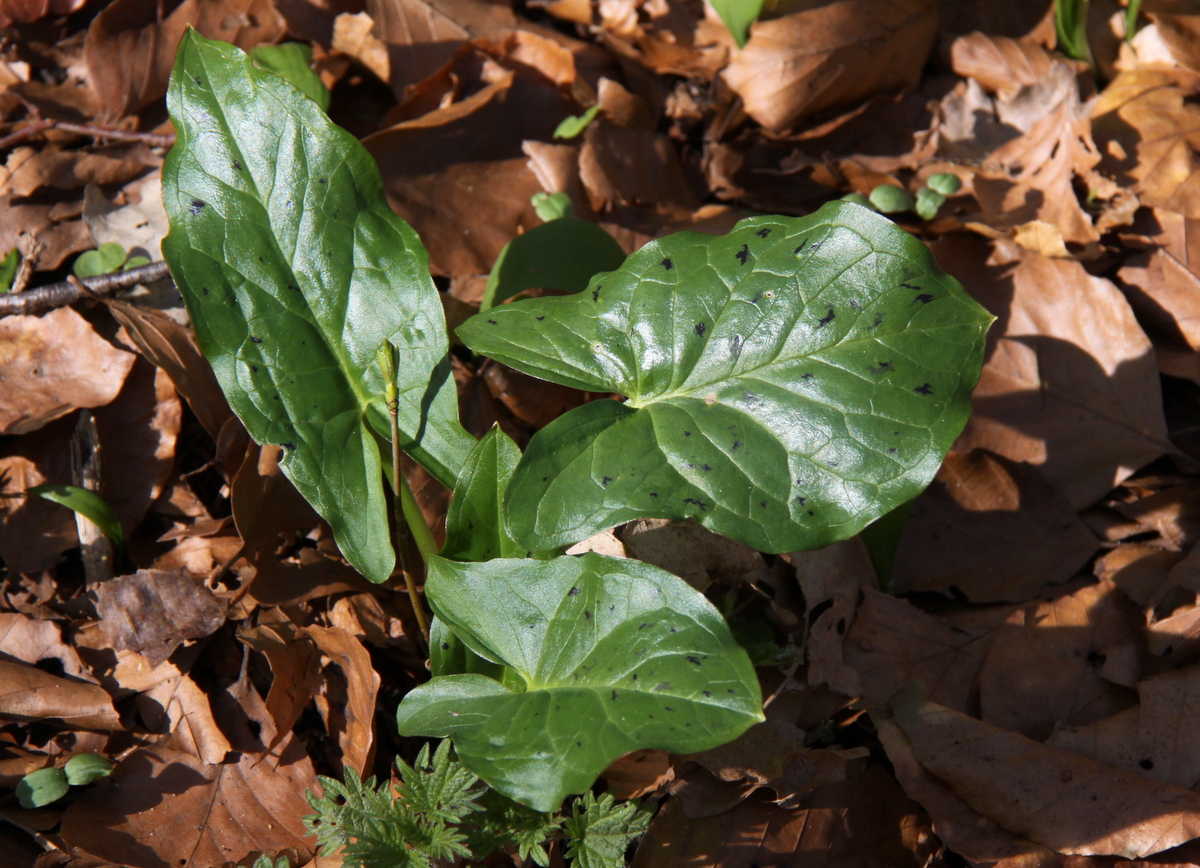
[0,261,172,317]
[55,121,175,148]
[0,119,53,151]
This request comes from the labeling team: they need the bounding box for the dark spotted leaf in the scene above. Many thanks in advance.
[396,553,764,812]
[161,30,474,582]
[458,202,993,554]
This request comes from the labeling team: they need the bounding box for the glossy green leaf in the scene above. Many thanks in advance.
[0,248,19,293]
[74,242,127,279]
[17,767,69,808]
[63,753,113,785]
[459,202,994,554]
[27,484,125,549]
[250,42,331,112]
[397,553,764,812]
[553,105,601,140]
[162,30,474,582]
[441,426,524,561]
[710,0,765,47]
[481,218,626,312]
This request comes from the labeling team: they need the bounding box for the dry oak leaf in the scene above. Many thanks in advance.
[0,660,121,730]
[0,306,136,436]
[1145,0,1200,73]
[892,697,1200,859]
[60,736,316,868]
[722,0,938,132]
[1093,67,1200,219]
[893,448,1099,603]
[938,236,1172,510]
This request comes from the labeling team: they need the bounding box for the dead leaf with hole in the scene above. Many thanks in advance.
[0,660,121,730]
[303,625,379,776]
[891,696,1200,858]
[0,307,136,436]
[979,581,1141,742]
[94,570,225,667]
[938,235,1172,510]
[722,0,938,132]
[893,450,1098,603]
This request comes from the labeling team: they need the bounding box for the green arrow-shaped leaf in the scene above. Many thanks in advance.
[440,425,524,562]
[397,553,764,812]
[162,30,475,582]
[459,201,993,554]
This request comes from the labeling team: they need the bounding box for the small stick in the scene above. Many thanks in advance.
[0,119,53,151]
[0,260,172,317]
[54,121,175,148]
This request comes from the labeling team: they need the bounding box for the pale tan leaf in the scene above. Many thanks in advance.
[303,625,380,777]
[0,660,121,730]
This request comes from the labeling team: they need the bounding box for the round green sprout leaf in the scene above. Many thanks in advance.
[926,172,962,195]
[868,184,913,214]
[553,105,601,140]
[74,242,128,279]
[840,192,874,209]
[17,767,69,808]
[532,191,573,222]
[915,187,947,221]
[64,753,113,786]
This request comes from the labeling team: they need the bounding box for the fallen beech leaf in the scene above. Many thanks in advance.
[892,697,1200,858]
[939,236,1172,509]
[950,32,1055,101]
[1134,665,1200,789]
[231,441,320,563]
[602,749,673,800]
[1046,705,1142,773]
[0,613,90,682]
[722,0,938,131]
[94,570,225,667]
[1094,543,1185,611]
[0,0,84,27]
[332,11,391,82]
[60,737,316,867]
[0,660,121,730]
[622,518,767,592]
[893,449,1099,603]
[137,672,234,765]
[83,171,170,263]
[303,625,379,776]
[1146,0,1200,73]
[238,621,324,752]
[840,587,1009,711]
[979,581,1141,741]
[0,442,78,575]
[0,307,136,436]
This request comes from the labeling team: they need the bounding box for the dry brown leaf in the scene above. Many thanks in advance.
[481,362,591,429]
[239,620,324,751]
[0,419,79,574]
[0,194,94,271]
[839,587,1008,711]
[1095,544,1186,613]
[950,32,1055,101]
[0,613,90,682]
[1133,665,1200,788]
[621,518,766,592]
[1046,705,1142,773]
[137,672,234,765]
[602,749,673,800]
[84,0,286,122]
[328,593,410,648]
[0,0,84,27]
[938,235,1172,509]
[332,11,392,82]
[0,660,121,730]
[893,449,1099,603]
[892,697,1200,858]
[722,0,938,132]
[303,624,380,776]
[1145,0,1200,72]
[94,570,225,667]
[0,145,154,199]
[60,736,316,867]
[231,441,320,562]
[0,307,136,436]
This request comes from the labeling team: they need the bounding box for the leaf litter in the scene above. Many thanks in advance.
[10,1,1200,866]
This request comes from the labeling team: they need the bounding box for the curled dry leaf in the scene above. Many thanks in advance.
[238,621,324,752]
[303,624,380,777]
[938,235,1171,510]
[950,32,1055,101]
[0,307,136,436]
[722,0,938,131]
[891,697,1200,859]
[893,449,1099,603]
[94,569,225,667]
[0,660,121,730]
[0,612,91,681]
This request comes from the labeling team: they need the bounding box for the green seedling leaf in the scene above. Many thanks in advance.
[914,186,946,221]
[74,241,128,279]
[1056,0,1093,63]
[481,218,627,311]
[250,42,331,112]
[397,552,764,812]
[868,184,913,214]
[710,0,766,48]
[123,254,152,270]
[63,753,114,785]
[532,191,573,222]
[563,791,652,868]
[441,426,524,561]
[925,172,962,196]
[459,202,994,554]
[553,105,601,140]
[0,248,19,293]
[162,30,475,582]
[27,484,125,550]
[858,497,915,592]
[840,192,874,209]
[17,767,69,808]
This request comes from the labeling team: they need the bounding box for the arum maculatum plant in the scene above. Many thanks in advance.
[161,30,993,817]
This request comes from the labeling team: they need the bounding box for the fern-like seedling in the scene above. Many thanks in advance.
[564,792,654,868]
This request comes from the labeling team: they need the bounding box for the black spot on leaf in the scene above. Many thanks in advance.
[250,337,263,344]
[797,496,806,505]
[901,282,920,291]
[569,587,580,597]
[592,286,601,302]
[585,610,592,620]
[871,314,885,329]
[662,258,673,270]
[807,509,814,515]
[683,497,708,511]
[288,285,300,293]
[795,239,808,254]
[650,492,659,498]
[233,160,242,170]
[684,430,691,436]
[801,372,814,381]
[760,500,768,507]
[283,441,296,450]
[251,365,258,372]
[702,464,712,472]
[915,383,934,395]
[536,316,545,321]
[732,440,741,450]
[735,244,749,265]
[441,642,450,650]
[601,476,613,486]
[188,199,206,214]
[810,242,822,252]
[193,76,203,86]
[755,227,771,237]
[702,690,712,697]
[817,308,836,328]
[487,319,497,325]
[695,322,706,336]
[687,657,701,665]
[889,447,898,453]
[612,690,618,700]
[318,178,326,184]
[201,287,209,296]
[915,293,934,303]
